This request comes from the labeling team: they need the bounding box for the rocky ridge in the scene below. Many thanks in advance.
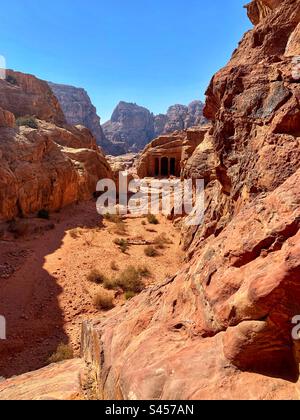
[102,100,207,155]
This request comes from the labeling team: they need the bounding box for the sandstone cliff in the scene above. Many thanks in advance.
[0,70,65,125]
[0,71,112,222]
[82,0,300,400]
[155,101,207,136]
[102,102,155,155]
[0,109,112,221]
[48,82,108,150]
[103,100,207,156]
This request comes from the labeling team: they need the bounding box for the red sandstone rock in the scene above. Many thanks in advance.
[81,0,300,400]
[0,359,85,400]
[0,117,112,221]
[0,70,65,125]
[136,126,209,178]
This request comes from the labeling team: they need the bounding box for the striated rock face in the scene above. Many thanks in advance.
[48,82,108,149]
[0,359,85,401]
[103,100,207,156]
[82,0,300,400]
[0,70,65,125]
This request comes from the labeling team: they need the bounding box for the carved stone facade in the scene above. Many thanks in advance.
[136,126,209,178]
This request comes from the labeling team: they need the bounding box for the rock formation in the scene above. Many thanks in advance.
[0,70,65,125]
[136,126,209,178]
[48,82,108,150]
[0,72,112,222]
[81,0,300,400]
[0,359,85,400]
[155,101,207,136]
[102,102,155,156]
[103,100,207,156]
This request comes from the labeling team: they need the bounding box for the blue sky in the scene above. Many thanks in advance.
[0,0,251,122]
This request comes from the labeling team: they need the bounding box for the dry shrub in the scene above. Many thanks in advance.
[103,266,145,294]
[104,213,122,223]
[48,343,74,364]
[87,269,107,285]
[112,221,127,236]
[138,265,151,278]
[116,266,145,293]
[114,238,128,253]
[125,291,136,300]
[93,289,115,310]
[147,214,159,225]
[144,246,159,258]
[154,233,172,250]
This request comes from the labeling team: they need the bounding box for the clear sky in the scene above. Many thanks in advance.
[0,0,251,122]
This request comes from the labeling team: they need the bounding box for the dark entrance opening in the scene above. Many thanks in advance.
[155,158,159,177]
[161,157,168,177]
[170,158,176,176]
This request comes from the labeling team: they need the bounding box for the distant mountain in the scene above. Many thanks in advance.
[48,81,207,156]
[48,82,109,150]
[103,100,207,155]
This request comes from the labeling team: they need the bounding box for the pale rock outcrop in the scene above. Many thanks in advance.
[0,359,85,400]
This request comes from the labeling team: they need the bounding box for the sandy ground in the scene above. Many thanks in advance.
[0,201,183,378]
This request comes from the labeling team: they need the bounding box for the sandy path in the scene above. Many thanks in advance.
[0,201,183,378]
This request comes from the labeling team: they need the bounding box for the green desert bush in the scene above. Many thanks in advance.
[16,116,38,129]
[48,343,74,364]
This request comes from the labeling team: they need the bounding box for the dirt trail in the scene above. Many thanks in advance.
[0,201,183,378]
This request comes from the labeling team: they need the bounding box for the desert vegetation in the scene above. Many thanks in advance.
[48,344,74,364]
[16,116,38,129]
